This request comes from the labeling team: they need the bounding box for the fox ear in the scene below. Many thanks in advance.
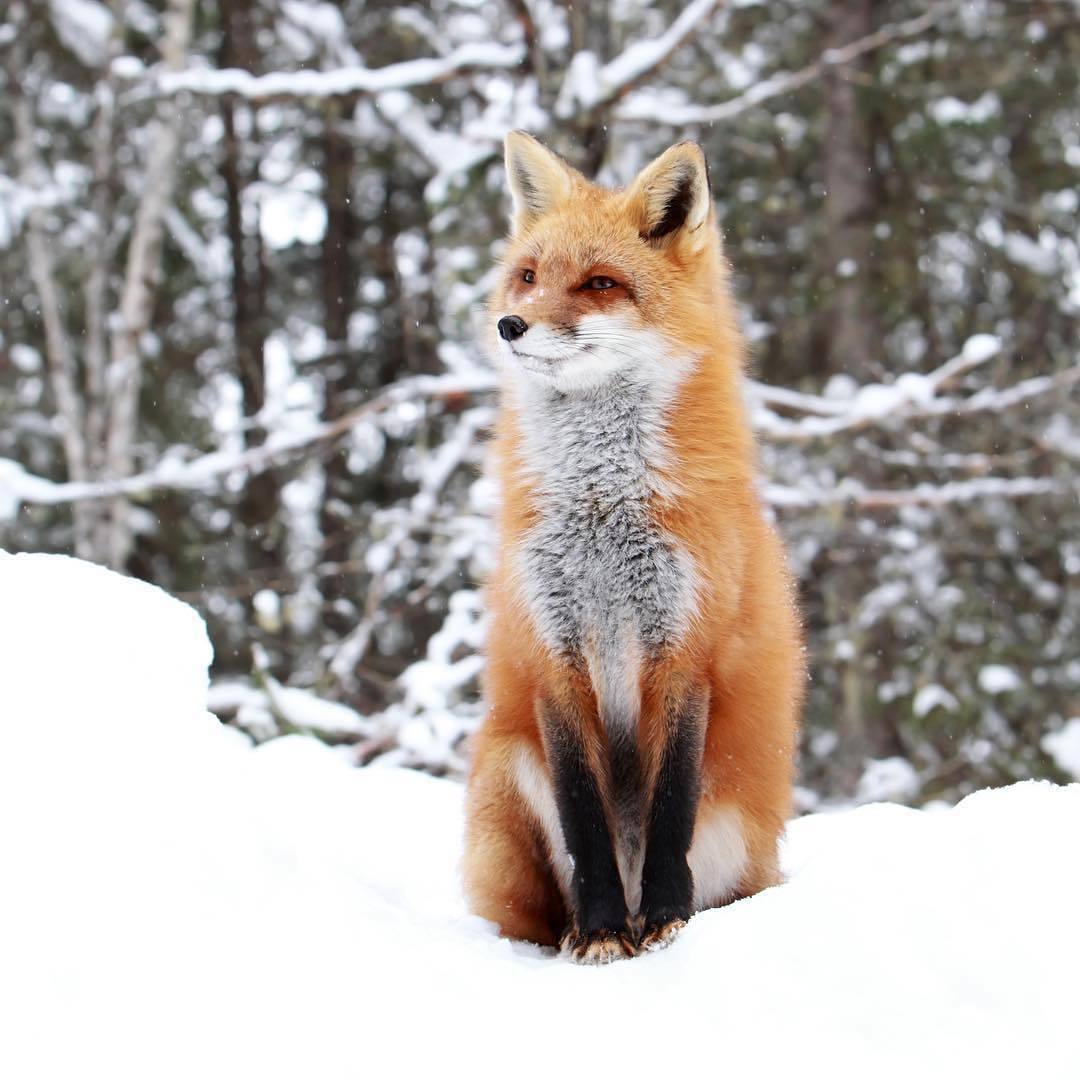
[626,142,712,244]
[504,131,579,231]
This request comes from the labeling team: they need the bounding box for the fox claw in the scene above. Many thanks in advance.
[560,926,637,965]
[638,917,686,952]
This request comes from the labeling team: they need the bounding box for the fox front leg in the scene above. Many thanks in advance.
[541,701,636,964]
[637,683,708,951]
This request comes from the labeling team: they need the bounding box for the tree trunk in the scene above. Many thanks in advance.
[820,0,896,792]
[318,103,359,638]
[104,0,196,568]
[219,0,283,599]
[9,21,95,559]
[820,0,879,380]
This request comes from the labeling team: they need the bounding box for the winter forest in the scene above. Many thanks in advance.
[2,0,1079,809]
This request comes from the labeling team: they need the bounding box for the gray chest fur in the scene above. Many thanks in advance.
[514,377,697,678]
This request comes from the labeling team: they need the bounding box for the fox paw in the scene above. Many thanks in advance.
[638,917,686,953]
[560,926,637,965]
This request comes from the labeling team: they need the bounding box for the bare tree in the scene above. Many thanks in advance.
[6,0,195,567]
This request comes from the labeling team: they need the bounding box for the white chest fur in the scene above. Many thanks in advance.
[509,351,699,725]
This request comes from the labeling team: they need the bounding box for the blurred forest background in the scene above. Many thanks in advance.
[1,0,1078,806]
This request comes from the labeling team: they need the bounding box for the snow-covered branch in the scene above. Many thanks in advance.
[4,332,1074,515]
[374,90,499,202]
[151,41,525,102]
[617,3,949,124]
[748,333,1003,438]
[0,371,496,513]
[327,404,493,691]
[748,334,1080,444]
[558,0,722,117]
[766,476,1062,511]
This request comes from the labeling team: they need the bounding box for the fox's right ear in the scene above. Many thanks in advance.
[504,131,579,232]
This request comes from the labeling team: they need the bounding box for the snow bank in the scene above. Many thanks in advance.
[1,553,1078,1079]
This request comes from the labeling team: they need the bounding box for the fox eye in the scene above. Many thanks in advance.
[522,269,536,284]
[583,276,617,291]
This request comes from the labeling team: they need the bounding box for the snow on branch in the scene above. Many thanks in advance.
[374,90,498,202]
[327,404,493,692]
[747,333,1005,439]
[558,0,722,117]
[151,41,525,103]
[0,371,497,514]
[766,476,1062,511]
[617,3,949,125]
[3,336,1072,516]
[747,334,1080,443]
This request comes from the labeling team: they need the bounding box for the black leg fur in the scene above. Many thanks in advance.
[638,685,708,946]
[541,702,633,962]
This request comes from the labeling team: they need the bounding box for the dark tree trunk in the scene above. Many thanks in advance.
[820,0,898,790]
[820,0,880,380]
[219,0,283,623]
[318,104,359,638]
[566,1,611,176]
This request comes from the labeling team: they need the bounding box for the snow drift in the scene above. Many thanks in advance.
[1,552,1077,1079]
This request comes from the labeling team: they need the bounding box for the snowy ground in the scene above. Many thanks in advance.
[1,552,1077,1079]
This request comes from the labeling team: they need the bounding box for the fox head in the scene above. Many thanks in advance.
[490,131,726,395]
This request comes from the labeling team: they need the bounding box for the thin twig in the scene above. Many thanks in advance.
[617,3,950,124]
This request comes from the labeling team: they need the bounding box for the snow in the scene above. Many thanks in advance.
[158,41,525,99]
[599,0,718,98]
[855,756,920,804]
[927,91,1001,125]
[48,0,114,68]
[960,331,1002,364]
[259,187,327,249]
[560,0,719,114]
[1043,718,1080,781]
[2,552,1079,1078]
[978,664,1022,695]
[207,676,376,742]
[913,683,959,717]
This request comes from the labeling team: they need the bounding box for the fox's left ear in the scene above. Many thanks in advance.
[626,142,712,245]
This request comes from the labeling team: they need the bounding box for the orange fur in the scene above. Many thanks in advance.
[462,135,804,948]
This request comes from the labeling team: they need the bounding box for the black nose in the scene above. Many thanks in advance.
[498,315,528,342]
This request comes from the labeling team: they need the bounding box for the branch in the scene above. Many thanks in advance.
[104,0,196,567]
[82,0,124,476]
[7,10,87,485]
[617,3,949,124]
[765,476,1062,511]
[504,0,547,92]
[374,90,498,201]
[150,41,525,103]
[753,364,1080,444]
[327,405,492,691]
[745,333,1066,443]
[558,0,722,118]
[949,368,1080,416]
[6,339,1075,512]
[747,333,1002,438]
[0,371,496,509]
[594,0,722,109]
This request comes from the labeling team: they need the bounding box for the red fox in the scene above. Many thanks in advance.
[463,132,804,963]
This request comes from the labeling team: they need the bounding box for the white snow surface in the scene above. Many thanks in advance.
[2,552,1078,1079]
